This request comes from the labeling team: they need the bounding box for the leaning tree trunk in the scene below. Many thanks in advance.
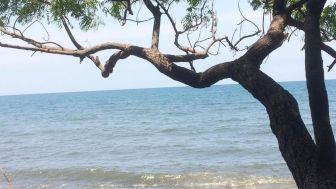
[225,0,336,187]
[230,60,336,188]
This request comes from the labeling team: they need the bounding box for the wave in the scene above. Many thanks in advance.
[7,168,296,189]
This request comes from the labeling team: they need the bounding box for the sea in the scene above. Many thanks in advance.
[0,80,335,189]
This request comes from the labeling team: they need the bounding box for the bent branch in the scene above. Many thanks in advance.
[138,48,234,88]
[244,14,287,66]
[102,51,130,78]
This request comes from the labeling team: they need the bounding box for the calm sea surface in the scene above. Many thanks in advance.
[0,80,335,189]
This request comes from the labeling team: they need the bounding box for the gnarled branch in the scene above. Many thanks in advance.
[102,51,130,78]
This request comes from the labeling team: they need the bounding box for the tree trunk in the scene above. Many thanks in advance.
[230,62,336,189]
[304,0,336,165]
[301,167,336,189]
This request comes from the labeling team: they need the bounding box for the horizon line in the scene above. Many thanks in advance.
[1,79,335,97]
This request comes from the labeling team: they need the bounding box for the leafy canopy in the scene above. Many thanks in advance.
[0,0,335,40]
[0,0,209,30]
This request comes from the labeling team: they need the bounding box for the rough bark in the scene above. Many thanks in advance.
[304,0,336,165]
[230,61,336,189]
[144,0,161,49]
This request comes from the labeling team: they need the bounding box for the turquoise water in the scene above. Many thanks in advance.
[0,80,335,189]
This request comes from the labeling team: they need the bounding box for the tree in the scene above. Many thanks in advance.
[0,0,336,188]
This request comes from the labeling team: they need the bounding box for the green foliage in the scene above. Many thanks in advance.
[105,1,124,21]
[321,3,336,41]
[249,0,272,12]
[103,0,137,23]
[50,0,102,30]
[0,0,102,30]
[101,0,211,30]
[0,18,4,27]
[249,0,265,10]
[187,0,201,7]
[0,0,211,30]
[0,0,48,26]
[0,0,335,40]
[182,0,211,30]
[17,1,47,24]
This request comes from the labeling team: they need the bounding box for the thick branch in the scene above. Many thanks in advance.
[144,0,161,49]
[151,15,161,49]
[102,51,130,78]
[244,14,287,66]
[130,8,287,88]
[164,52,208,62]
[287,16,304,29]
[138,48,234,88]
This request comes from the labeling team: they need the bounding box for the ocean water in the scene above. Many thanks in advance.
[0,80,335,189]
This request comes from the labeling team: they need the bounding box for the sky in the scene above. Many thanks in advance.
[0,1,335,96]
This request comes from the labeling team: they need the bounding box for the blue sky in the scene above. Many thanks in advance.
[0,1,335,96]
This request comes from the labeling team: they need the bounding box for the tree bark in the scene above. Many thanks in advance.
[304,0,336,165]
[230,61,336,189]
